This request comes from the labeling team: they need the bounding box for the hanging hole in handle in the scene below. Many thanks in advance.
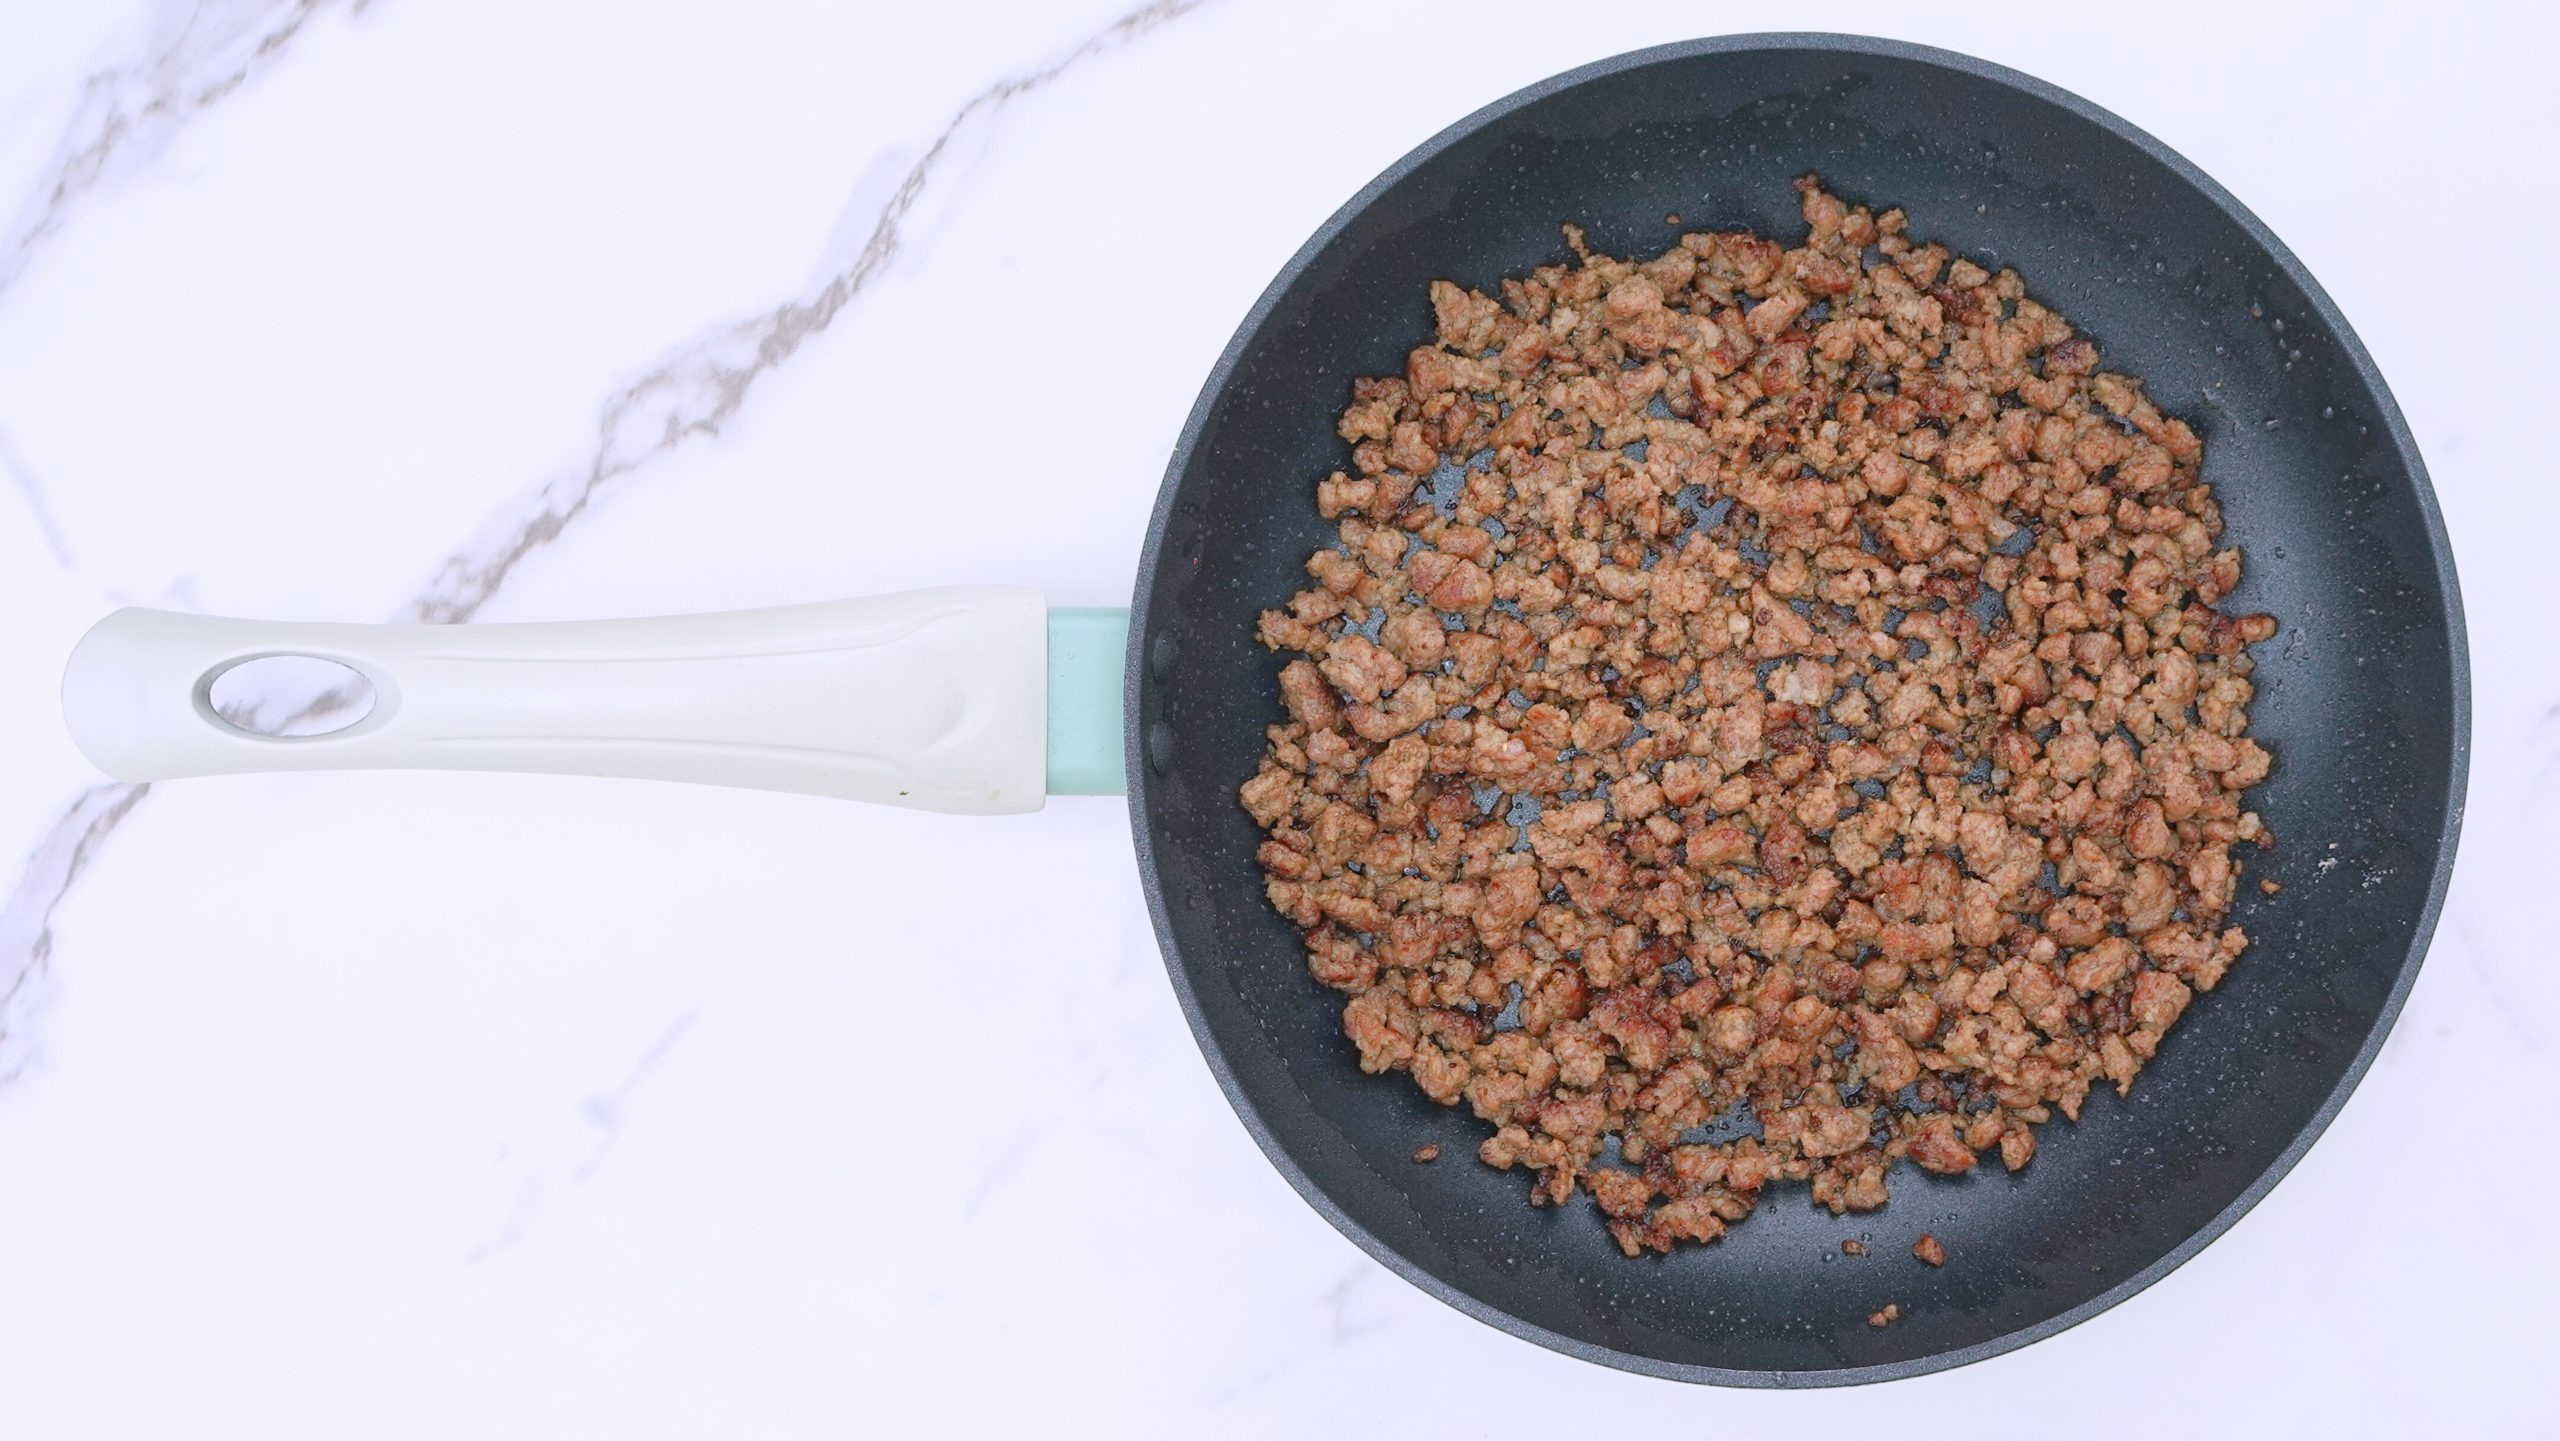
[204,655,379,738]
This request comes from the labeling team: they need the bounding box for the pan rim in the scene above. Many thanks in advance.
[1125,29,2471,1389]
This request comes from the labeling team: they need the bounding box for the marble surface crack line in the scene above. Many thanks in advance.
[0,0,360,304]
[1320,1266,1389,1346]
[0,783,151,1074]
[462,1007,702,1265]
[571,1007,701,1183]
[2446,907,2540,1051]
[409,0,1210,624]
[0,426,76,568]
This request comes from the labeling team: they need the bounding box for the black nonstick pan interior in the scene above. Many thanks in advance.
[1127,33,2466,1386]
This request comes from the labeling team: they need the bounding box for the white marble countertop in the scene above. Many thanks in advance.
[0,1,2551,1434]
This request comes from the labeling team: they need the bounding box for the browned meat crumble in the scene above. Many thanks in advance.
[1913,1233,1946,1267]
[1241,178,2275,1258]
[1869,1303,1901,1328]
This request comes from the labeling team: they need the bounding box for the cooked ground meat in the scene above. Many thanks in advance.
[1913,1233,1946,1266]
[1869,1303,1901,1328]
[1242,177,2274,1259]
[1413,1143,1441,1163]
[1841,1239,1868,1257]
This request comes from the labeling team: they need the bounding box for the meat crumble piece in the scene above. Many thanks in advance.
[1413,1144,1442,1163]
[1869,1304,1902,1328]
[1243,178,2277,1256]
[1913,1233,1946,1267]
[1841,1239,1868,1257]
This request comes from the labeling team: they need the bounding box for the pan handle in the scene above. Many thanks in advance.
[59,590,1128,815]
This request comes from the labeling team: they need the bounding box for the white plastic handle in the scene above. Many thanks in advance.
[59,587,1050,815]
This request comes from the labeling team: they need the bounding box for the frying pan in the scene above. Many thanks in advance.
[54,33,2467,1386]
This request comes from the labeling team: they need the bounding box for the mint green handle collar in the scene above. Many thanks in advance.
[1045,608,1127,796]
